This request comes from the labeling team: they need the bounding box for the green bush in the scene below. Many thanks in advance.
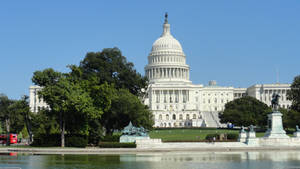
[99,142,136,148]
[66,136,88,148]
[31,134,60,147]
[31,134,87,147]
[205,133,219,141]
[101,134,121,142]
[227,133,239,140]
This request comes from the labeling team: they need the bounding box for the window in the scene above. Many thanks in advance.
[175,90,179,103]
[179,114,183,120]
[208,99,210,103]
[193,114,196,119]
[186,114,190,120]
[173,114,176,120]
[155,91,160,103]
[215,107,217,111]
[159,114,162,120]
[166,114,169,120]
[214,98,217,103]
[183,90,187,103]
[156,105,159,110]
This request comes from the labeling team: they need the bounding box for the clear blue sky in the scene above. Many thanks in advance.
[1,1,299,99]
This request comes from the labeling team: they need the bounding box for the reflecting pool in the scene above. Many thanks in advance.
[1,151,300,169]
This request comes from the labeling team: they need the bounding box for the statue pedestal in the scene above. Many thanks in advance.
[120,135,150,143]
[238,132,247,142]
[246,131,258,145]
[294,132,300,138]
[264,111,289,139]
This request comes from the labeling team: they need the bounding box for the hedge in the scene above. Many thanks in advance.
[65,136,88,148]
[101,135,121,142]
[31,134,87,147]
[227,133,239,140]
[205,133,219,141]
[99,142,136,148]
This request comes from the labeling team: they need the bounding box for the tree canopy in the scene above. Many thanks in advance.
[31,48,153,146]
[32,68,106,147]
[219,96,271,127]
[0,94,32,145]
[287,75,300,112]
[79,48,148,96]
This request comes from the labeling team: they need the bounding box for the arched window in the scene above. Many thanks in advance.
[186,114,190,120]
[166,114,169,120]
[173,114,176,120]
[193,114,196,119]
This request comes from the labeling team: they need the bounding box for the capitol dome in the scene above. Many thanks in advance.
[151,29,183,52]
[145,13,190,84]
[150,15,184,54]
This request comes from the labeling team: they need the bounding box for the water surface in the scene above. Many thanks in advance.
[1,151,300,169]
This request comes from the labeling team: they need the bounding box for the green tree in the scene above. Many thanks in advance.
[281,108,300,129]
[101,89,153,135]
[9,96,33,142]
[0,94,27,145]
[79,48,148,96]
[0,94,13,145]
[287,75,300,112]
[32,68,104,147]
[219,96,272,127]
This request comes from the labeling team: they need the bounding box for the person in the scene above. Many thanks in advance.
[213,136,216,143]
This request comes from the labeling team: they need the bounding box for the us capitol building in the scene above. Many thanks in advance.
[29,14,292,128]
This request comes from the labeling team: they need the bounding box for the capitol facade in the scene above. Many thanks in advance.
[142,15,292,128]
[29,15,292,128]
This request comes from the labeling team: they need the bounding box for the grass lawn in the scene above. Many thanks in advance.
[149,128,291,142]
[149,128,240,142]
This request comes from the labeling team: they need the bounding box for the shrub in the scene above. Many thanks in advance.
[99,142,136,148]
[66,136,88,148]
[31,134,60,147]
[205,134,219,141]
[226,133,239,140]
[101,134,121,142]
[31,134,88,147]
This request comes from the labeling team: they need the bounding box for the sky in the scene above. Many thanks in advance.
[0,1,299,99]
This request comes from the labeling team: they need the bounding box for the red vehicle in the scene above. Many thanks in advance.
[0,134,18,144]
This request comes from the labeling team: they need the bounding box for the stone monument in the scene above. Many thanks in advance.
[119,121,150,143]
[264,93,289,138]
[294,125,300,137]
[238,126,247,142]
[246,125,258,145]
